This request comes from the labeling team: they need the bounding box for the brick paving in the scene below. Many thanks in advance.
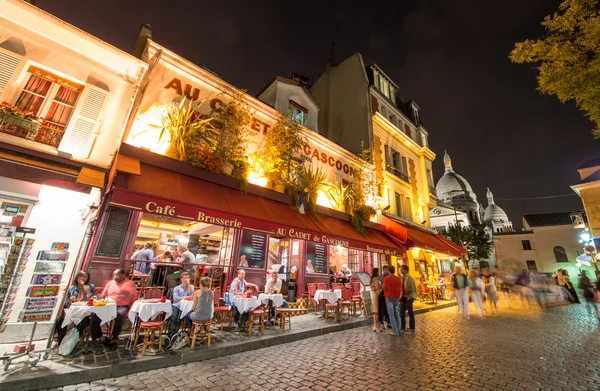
[33,300,600,391]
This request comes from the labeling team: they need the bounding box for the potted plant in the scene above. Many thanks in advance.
[293,165,328,219]
[325,182,357,213]
[211,91,253,175]
[256,116,308,193]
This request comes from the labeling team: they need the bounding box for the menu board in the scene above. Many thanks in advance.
[95,207,131,257]
[239,230,267,268]
[305,241,327,273]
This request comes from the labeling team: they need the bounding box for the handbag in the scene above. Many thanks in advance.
[58,328,79,356]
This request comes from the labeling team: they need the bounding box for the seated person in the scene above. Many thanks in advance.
[338,264,352,282]
[167,271,194,339]
[264,272,288,322]
[175,244,197,276]
[436,274,446,298]
[90,269,137,350]
[133,242,159,275]
[306,260,315,273]
[185,277,214,325]
[56,271,95,345]
[229,269,259,330]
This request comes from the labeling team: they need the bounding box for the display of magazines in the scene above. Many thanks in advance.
[0,224,35,329]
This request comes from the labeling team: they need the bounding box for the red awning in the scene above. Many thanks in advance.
[377,214,465,257]
[110,161,405,256]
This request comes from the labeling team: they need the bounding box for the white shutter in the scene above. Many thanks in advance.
[0,50,22,98]
[58,84,110,159]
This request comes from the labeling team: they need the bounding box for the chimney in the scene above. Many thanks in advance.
[132,24,152,59]
[291,72,312,89]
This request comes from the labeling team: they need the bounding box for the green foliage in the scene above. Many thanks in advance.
[211,91,253,164]
[510,0,600,136]
[294,165,328,220]
[255,116,309,186]
[325,182,357,213]
[440,224,493,269]
[139,97,215,161]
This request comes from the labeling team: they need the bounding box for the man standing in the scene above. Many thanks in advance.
[378,265,390,330]
[91,269,137,349]
[382,264,402,336]
[167,271,194,339]
[264,272,288,324]
[230,269,259,330]
[133,242,158,274]
[399,265,417,332]
[452,266,469,318]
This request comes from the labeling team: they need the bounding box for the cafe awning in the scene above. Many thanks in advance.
[376,214,466,257]
[110,153,406,256]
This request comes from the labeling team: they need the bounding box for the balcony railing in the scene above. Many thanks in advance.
[0,113,64,148]
[386,165,409,183]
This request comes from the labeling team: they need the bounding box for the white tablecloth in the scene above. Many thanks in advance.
[179,298,194,319]
[231,296,259,314]
[314,290,341,304]
[129,299,173,323]
[257,293,284,307]
[62,302,117,328]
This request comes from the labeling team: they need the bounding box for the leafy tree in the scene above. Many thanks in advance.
[510,0,600,137]
[440,224,493,269]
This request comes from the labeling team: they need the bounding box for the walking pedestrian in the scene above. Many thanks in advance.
[399,265,416,332]
[579,270,596,317]
[382,264,402,336]
[452,266,469,318]
[370,268,381,333]
[562,270,580,303]
[378,265,391,330]
[482,268,498,315]
[467,269,484,318]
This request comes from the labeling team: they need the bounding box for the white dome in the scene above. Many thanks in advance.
[435,151,477,202]
[483,188,509,224]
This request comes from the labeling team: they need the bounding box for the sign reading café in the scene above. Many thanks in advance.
[126,56,358,183]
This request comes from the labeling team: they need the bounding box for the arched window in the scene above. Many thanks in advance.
[553,246,568,263]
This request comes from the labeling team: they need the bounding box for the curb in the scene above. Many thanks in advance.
[3,302,456,391]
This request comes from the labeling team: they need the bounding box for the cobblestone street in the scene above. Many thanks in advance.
[38,302,600,391]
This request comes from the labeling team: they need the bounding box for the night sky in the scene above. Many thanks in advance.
[35,0,600,229]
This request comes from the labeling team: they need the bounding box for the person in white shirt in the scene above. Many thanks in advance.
[264,272,288,323]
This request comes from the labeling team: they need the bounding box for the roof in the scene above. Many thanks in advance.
[577,158,600,170]
[523,212,582,227]
[576,169,600,185]
[256,76,320,108]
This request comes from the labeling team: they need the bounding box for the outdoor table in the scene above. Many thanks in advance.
[151,262,182,287]
[62,302,117,328]
[231,296,260,314]
[179,297,195,319]
[257,293,284,321]
[426,285,438,304]
[129,299,173,323]
[314,289,341,304]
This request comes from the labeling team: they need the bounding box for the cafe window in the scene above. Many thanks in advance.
[267,237,289,274]
[305,241,327,273]
[15,73,81,132]
[348,248,360,272]
[329,245,349,274]
[288,100,307,125]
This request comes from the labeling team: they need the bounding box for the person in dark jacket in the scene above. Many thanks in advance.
[452,266,469,318]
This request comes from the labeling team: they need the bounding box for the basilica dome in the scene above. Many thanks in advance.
[483,188,509,224]
[436,151,477,202]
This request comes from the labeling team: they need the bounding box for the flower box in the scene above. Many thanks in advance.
[0,111,40,132]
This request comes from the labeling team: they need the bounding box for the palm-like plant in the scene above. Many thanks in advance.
[154,98,215,161]
[295,166,328,219]
[325,182,357,213]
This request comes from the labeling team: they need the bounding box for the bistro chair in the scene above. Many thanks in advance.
[133,316,165,355]
[332,283,343,290]
[275,308,291,332]
[248,306,266,336]
[212,287,233,331]
[418,284,429,302]
[140,286,164,299]
[340,287,354,320]
[324,295,340,323]
[351,281,364,316]
[189,320,212,349]
[316,283,327,290]
[306,283,318,312]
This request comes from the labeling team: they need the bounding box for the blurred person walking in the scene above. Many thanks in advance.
[452,266,469,318]
[562,270,580,303]
[482,268,498,315]
[467,269,484,318]
[579,270,596,318]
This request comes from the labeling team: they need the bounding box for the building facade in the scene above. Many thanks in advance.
[310,54,464,281]
[494,212,590,279]
[571,158,600,250]
[0,0,146,342]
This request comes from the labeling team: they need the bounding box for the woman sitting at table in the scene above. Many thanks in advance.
[436,274,446,298]
[56,271,95,345]
[185,277,214,326]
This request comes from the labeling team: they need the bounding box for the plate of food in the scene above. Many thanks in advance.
[71,301,85,306]
[142,298,159,303]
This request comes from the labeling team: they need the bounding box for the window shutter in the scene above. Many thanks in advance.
[58,84,110,159]
[0,50,22,99]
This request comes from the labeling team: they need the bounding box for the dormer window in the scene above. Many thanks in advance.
[288,100,307,125]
